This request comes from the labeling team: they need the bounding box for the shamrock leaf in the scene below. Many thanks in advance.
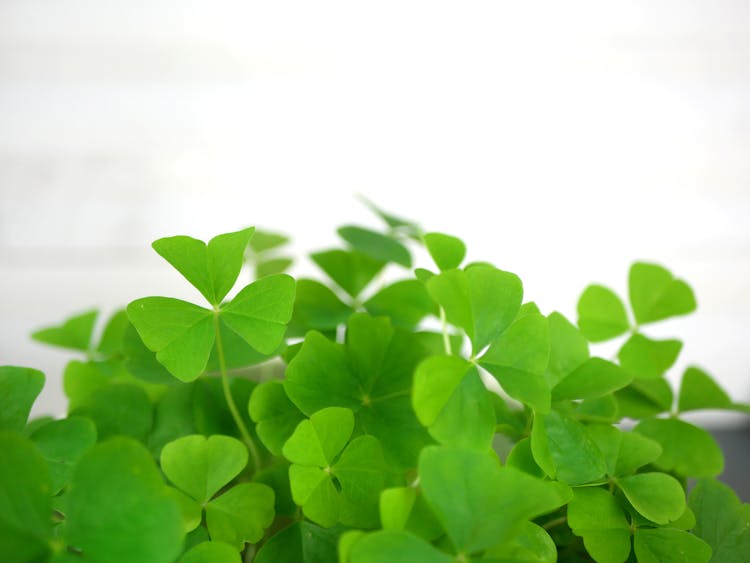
[577,284,630,342]
[179,541,242,563]
[423,232,466,271]
[285,314,431,469]
[153,227,255,306]
[348,530,453,563]
[426,264,523,354]
[248,381,306,456]
[689,478,750,562]
[254,521,339,563]
[618,334,682,379]
[204,482,275,547]
[338,225,412,267]
[283,407,385,528]
[551,357,632,401]
[161,435,248,503]
[633,528,711,563]
[567,487,631,563]
[311,249,385,298]
[629,262,697,325]
[616,472,686,524]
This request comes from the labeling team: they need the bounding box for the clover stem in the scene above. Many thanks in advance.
[439,307,452,355]
[542,515,568,531]
[212,312,262,474]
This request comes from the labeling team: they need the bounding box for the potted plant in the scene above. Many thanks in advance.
[1,203,748,563]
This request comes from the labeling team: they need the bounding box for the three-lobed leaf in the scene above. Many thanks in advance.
[629,262,697,325]
[152,227,255,305]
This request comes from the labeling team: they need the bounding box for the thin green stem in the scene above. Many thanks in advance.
[212,312,261,474]
[440,307,452,355]
[542,515,568,531]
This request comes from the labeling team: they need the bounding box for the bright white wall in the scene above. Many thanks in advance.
[1,1,749,424]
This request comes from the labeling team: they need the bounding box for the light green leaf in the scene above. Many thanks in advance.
[479,313,551,413]
[62,360,110,411]
[122,323,176,385]
[72,383,153,441]
[585,424,622,476]
[614,378,674,419]
[0,432,52,563]
[618,333,682,380]
[205,482,275,546]
[220,274,295,355]
[127,297,214,382]
[311,249,385,297]
[254,521,338,563]
[418,446,570,553]
[617,472,686,524]
[689,478,750,563]
[566,487,631,563]
[287,279,352,337]
[551,357,632,401]
[614,431,663,476]
[152,227,255,305]
[248,381,305,456]
[288,464,339,527]
[180,541,241,563]
[629,262,697,325]
[349,530,453,563]
[161,435,248,503]
[64,437,184,563]
[283,407,355,467]
[364,280,437,329]
[634,418,723,477]
[248,229,289,253]
[412,356,494,450]
[577,284,630,342]
[544,312,589,388]
[426,265,523,354]
[29,416,97,494]
[31,309,98,352]
[338,225,412,267]
[0,366,45,432]
[634,528,712,563]
[678,366,732,413]
[423,232,466,271]
[530,411,607,485]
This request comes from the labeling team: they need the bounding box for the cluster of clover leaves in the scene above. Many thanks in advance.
[2,202,749,563]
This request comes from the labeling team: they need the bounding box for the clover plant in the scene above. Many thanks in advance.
[2,206,749,563]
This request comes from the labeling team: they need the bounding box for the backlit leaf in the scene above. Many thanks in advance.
[152,227,255,305]
[479,313,551,413]
[426,265,522,354]
[364,280,437,329]
[618,333,682,380]
[220,274,295,355]
[577,285,630,342]
[551,357,632,401]
[629,262,697,325]
[677,366,733,413]
[423,232,466,271]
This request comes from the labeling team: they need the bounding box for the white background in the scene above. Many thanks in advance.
[1,1,748,424]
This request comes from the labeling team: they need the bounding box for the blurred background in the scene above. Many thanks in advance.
[1,0,748,448]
